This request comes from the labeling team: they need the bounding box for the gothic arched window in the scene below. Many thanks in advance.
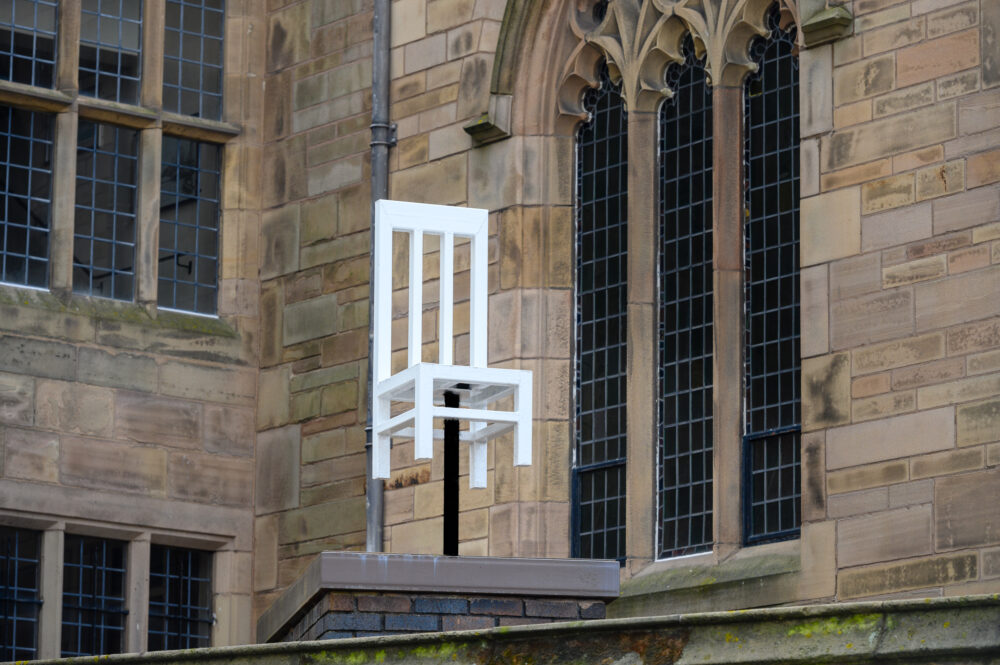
[574,62,629,561]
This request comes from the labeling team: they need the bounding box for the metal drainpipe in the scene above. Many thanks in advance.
[366,0,393,553]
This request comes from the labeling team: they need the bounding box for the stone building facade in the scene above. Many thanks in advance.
[0,0,999,658]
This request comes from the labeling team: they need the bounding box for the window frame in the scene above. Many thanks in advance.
[0,0,238,317]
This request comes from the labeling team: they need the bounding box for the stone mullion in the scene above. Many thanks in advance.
[711,85,745,557]
[625,110,658,570]
[142,0,166,109]
[49,110,78,296]
[37,524,65,660]
[136,128,163,308]
[125,533,151,653]
[56,0,80,93]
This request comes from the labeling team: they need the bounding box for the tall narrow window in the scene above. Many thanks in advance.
[743,4,801,544]
[148,545,213,650]
[574,61,628,562]
[0,527,41,661]
[658,36,714,559]
[73,121,139,300]
[159,137,220,314]
[62,535,128,657]
[0,106,54,288]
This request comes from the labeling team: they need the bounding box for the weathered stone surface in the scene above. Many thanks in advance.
[261,206,301,280]
[918,372,1000,409]
[830,253,881,301]
[4,427,58,482]
[168,451,253,506]
[833,54,894,105]
[801,265,829,357]
[803,353,851,431]
[204,405,254,457]
[948,244,991,273]
[915,161,965,201]
[852,333,944,374]
[826,408,955,470]
[254,514,279,591]
[984,0,1000,88]
[831,289,913,349]
[948,317,1000,354]
[0,335,76,380]
[872,83,934,119]
[278,495,366,544]
[852,390,915,422]
[911,446,984,479]
[821,158,891,191]
[956,397,1000,446]
[838,553,977,598]
[882,255,946,287]
[915,264,1000,331]
[392,153,467,205]
[861,173,915,214]
[837,506,932,567]
[967,149,1000,188]
[862,16,925,56]
[60,436,167,496]
[861,202,933,251]
[35,379,113,437]
[897,29,980,87]
[0,372,32,426]
[937,69,980,100]
[77,348,157,392]
[115,391,201,449]
[256,425,300,515]
[853,373,891,398]
[283,294,340,347]
[258,365,291,429]
[160,363,256,406]
[892,357,965,390]
[800,45,833,136]
[826,487,887,519]
[827,460,908,494]
[936,467,1000,549]
[822,103,956,171]
[889,479,934,508]
[801,188,860,266]
[932,186,1000,234]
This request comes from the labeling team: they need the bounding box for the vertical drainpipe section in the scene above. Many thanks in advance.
[367,0,393,552]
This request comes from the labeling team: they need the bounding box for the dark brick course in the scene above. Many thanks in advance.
[280,591,609,642]
[385,613,440,632]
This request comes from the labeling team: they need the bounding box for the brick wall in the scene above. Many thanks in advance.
[279,591,607,641]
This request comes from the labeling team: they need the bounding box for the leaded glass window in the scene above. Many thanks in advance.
[574,61,628,562]
[743,3,801,544]
[62,535,128,657]
[148,545,213,650]
[159,137,221,314]
[0,527,41,661]
[0,105,53,288]
[164,0,225,119]
[79,0,143,104]
[0,0,57,88]
[73,120,139,300]
[658,36,714,559]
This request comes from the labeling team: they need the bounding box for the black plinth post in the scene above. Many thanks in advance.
[443,390,459,555]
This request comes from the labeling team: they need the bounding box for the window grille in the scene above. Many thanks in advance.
[79,0,143,104]
[0,105,54,288]
[148,545,213,650]
[62,535,128,657]
[164,0,225,119]
[73,120,139,300]
[574,61,628,563]
[158,137,220,314]
[0,0,57,88]
[658,36,714,559]
[0,527,41,661]
[743,3,801,544]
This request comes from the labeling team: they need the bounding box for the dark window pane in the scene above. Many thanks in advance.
[743,3,801,544]
[158,138,220,314]
[73,121,138,300]
[0,105,54,288]
[147,545,212,651]
[0,0,57,87]
[658,36,714,559]
[79,1,142,104]
[164,0,225,119]
[574,62,627,563]
[0,526,41,661]
[61,535,127,657]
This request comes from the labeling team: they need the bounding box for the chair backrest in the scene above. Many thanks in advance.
[373,200,490,384]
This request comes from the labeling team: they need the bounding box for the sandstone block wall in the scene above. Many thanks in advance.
[800,0,1000,600]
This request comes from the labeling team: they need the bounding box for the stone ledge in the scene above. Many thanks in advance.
[31,594,1000,665]
[257,551,620,642]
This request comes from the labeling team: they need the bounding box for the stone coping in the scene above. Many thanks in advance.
[25,594,1000,665]
[256,551,621,642]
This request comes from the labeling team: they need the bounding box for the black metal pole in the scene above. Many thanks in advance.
[443,391,459,555]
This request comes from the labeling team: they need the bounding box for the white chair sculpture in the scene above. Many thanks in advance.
[371,199,532,488]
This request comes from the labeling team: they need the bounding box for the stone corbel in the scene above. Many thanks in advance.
[798,0,852,47]
[463,93,513,145]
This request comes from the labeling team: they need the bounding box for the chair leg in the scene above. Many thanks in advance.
[514,376,533,467]
[414,367,434,460]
